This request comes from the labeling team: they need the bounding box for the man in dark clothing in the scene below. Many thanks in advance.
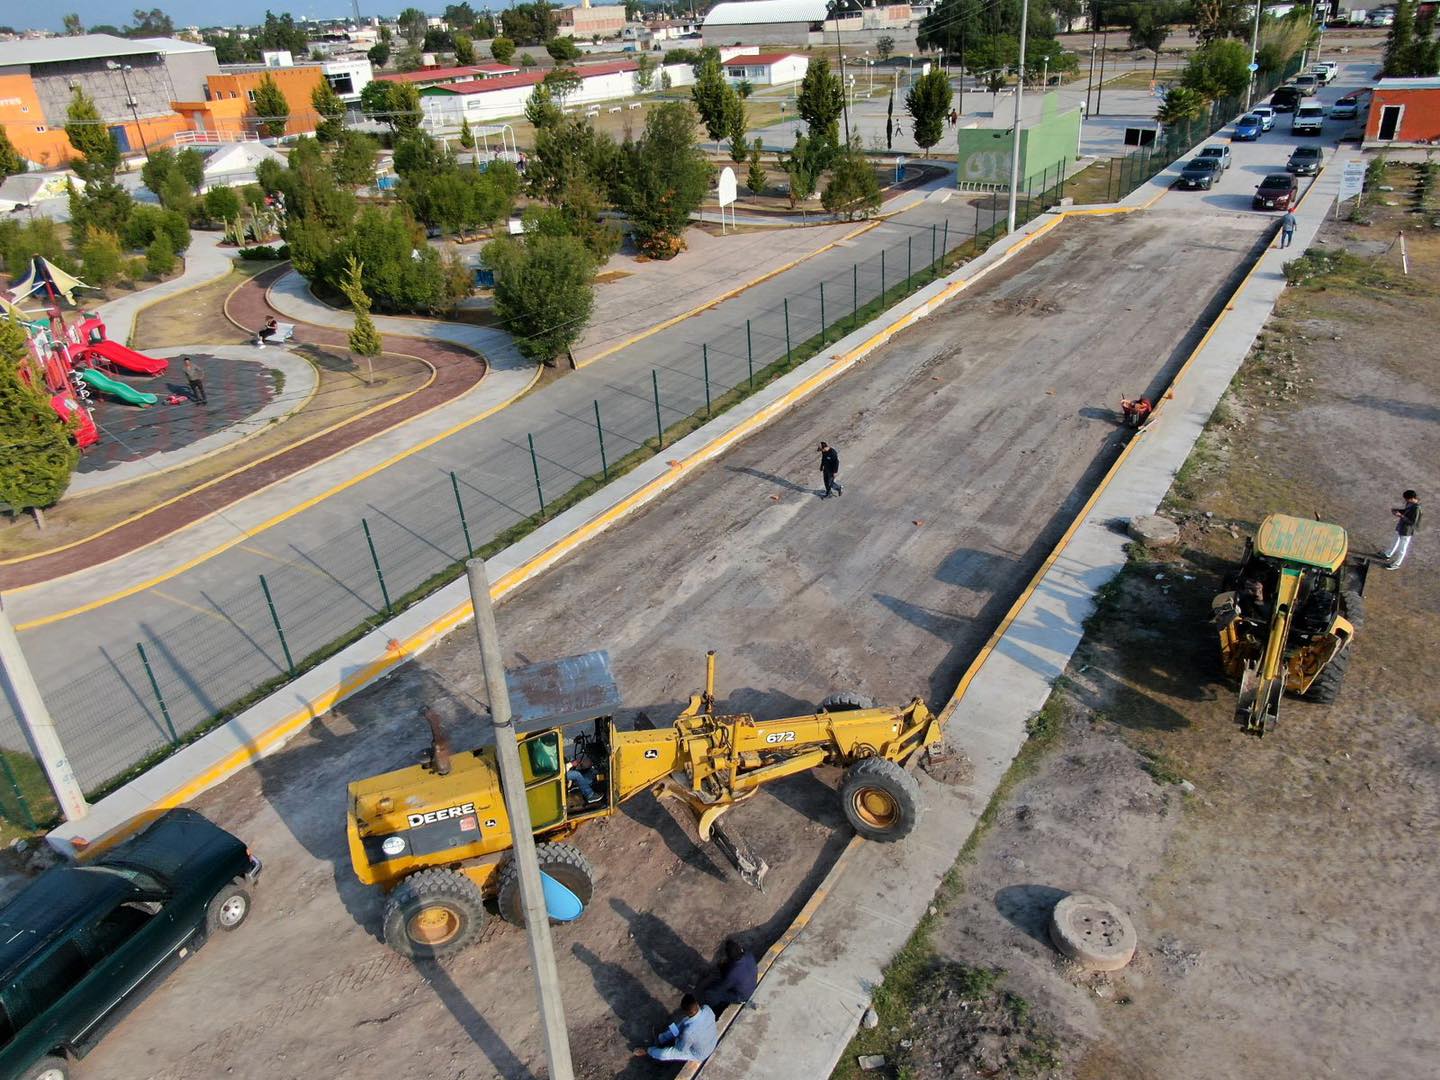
[704,938,758,1011]
[183,356,207,404]
[818,442,842,498]
[1384,489,1421,569]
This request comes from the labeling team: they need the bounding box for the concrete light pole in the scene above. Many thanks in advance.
[0,597,88,822]
[465,559,574,1080]
[1246,0,1263,110]
[107,60,151,161]
[1006,0,1030,234]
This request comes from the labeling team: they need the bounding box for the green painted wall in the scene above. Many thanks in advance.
[956,92,1082,189]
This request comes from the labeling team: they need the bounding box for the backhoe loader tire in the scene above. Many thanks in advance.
[383,868,486,958]
[497,842,596,927]
[821,691,878,712]
[1340,587,1365,630]
[1307,588,1363,705]
[841,758,921,842]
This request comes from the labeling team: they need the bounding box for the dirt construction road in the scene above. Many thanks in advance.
[80,208,1267,1080]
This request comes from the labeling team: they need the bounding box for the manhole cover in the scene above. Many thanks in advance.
[1048,893,1137,971]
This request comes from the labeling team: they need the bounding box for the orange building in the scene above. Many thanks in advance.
[0,73,73,169]
[202,66,326,138]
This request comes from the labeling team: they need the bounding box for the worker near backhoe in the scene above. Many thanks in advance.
[1120,396,1153,428]
[634,993,718,1063]
[567,745,602,805]
[1384,489,1421,570]
[703,938,758,1011]
[818,441,842,498]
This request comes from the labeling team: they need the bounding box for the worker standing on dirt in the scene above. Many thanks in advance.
[183,356,206,405]
[703,939,758,1010]
[635,993,718,1063]
[818,442,843,498]
[1384,489,1421,569]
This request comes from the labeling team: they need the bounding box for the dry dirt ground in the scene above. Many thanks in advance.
[854,167,1440,1080]
[73,207,1267,1080]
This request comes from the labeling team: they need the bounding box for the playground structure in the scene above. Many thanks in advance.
[4,256,172,451]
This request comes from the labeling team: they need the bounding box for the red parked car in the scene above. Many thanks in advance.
[1253,173,1299,211]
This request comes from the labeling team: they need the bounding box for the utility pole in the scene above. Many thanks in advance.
[1094,19,1109,116]
[0,597,88,822]
[1246,0,1263,110]
[465,560,574,1080]
[834,15,851,144]
[107,61,151,161]
[1084,5,1099,114]
[1006,0,1030,234]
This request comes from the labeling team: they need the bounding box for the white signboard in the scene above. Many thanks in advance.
[1338,159,1366,203]
[717,166,738,233]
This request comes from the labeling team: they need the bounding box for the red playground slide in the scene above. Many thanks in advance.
[86,339,169,376]
[51,393,100,448]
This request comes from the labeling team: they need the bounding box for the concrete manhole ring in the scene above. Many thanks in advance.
[1048,893,1137,971]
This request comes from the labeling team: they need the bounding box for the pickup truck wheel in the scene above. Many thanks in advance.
[840,758,921,842]
[206,881,251,933]
[497,843,596,927]
[19,1057,70,1080]
[383,868,486,958]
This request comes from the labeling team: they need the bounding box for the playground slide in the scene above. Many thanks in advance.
[76,368,158,406]
[87,339,169,376]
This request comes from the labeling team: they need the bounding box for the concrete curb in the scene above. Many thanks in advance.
[46,194,1118,856]
[693,152,1346,1080]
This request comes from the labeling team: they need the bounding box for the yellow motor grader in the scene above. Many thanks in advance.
[1213,513,1368,735]
[347,650,942,957]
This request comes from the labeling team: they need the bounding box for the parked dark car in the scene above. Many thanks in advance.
[1197,145,1232,171]
[0,810,260,1080]
[1271,86,1303,112]
[1253,173,1300,210]
[1178,157,1223,190]
[1287,145,1324,176]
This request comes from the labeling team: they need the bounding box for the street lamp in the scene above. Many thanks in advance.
[106,60,151,160]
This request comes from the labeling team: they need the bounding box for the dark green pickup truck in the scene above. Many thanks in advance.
[0,809,260,1080]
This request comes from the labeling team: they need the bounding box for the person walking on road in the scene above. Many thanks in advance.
[183,356,207,405]
[818,442,842,498]
[1280,210,1297,249]
[634,994,718,1063]
[1384,489,1421,569]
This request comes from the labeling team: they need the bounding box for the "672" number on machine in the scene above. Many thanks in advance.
[764,731,797,744]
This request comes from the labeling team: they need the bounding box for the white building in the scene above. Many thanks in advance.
[702,0,830,46]
[322,57,374,103]
[722,51,809,86]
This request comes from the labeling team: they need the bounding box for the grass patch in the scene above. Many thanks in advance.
[0,751,60,844]
[1282,247,1420,293]
[1104,67,1183,90]
[1138,747,1187,786]
[1063,160,1120,205]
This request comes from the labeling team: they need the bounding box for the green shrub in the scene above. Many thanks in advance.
[79,226,124,286]
[146,233,176,277]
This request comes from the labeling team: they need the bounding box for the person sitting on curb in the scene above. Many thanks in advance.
[703,938,758,1011]
[634,994,718,1063]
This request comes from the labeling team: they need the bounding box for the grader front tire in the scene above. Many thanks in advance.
[382,868,487,958]
[840,757,921,842]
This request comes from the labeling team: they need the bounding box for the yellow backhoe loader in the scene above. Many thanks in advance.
[347,650,942,957]
[1213,513,1367,735]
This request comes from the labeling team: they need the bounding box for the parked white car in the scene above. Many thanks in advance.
[1251,104,1277,131]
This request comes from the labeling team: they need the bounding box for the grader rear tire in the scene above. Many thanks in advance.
[497,842,596,927]
[382,868,486,958]
[820,691,878,712]
[840,758,921,842]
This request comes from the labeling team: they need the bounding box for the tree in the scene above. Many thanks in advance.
[746,138,766,195]
[459,117,476,161]
[0,126,23,178]
[492,36,516,64]
[615,101,712,258]
[1156,86,1205,127]
[737,79,754,99]
[445,2,482,31]
[691,54,731,143]
[520,53,539,68]
[526,83,565,129]
[521,176,618,261]
[145,231,175,277]
[176,147,204,190]
[877,35,895,61]
[527,115,619,203]
[1181,38,1250,101]
[727,90,749,163]
[313,79,347,143]
[906,67,950,156]
[126,8,174,37]
[0,319,79,517]
[342,256,384,357]
[1129,5,1170,79]
[454,33,476,65]
[1385,0,1418,75]
[783,133,823,209]
[822,142,881,220]
[203,185,242,224]
[487,232,595,363]
[79,225,124,286]
[63,13,84,35]
[398,7,428,45]
[502,2,559,46]
[546,36,582,62]
[1189,0,1248,46]
[393,132,447,179]
[369,42,391,68]
[252,74,290,139]
[332,130,379,188]
[544,67,583,106]
[396,45,425,72]
[797,56,844,145]
[636,52,656,91]
[65,89,120,183]
[258,10,308,56]
[361,81,421,133]
[424,28,456,52]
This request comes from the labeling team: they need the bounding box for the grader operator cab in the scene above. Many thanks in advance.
[347,650,942,957]
[1213,513,1367,735]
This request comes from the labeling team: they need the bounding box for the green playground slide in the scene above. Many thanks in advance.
[76,367,158,406]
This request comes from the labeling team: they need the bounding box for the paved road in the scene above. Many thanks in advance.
[2,174,991,790]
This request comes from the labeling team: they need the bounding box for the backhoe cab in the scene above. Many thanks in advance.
[1213,513,1367,735]
[347,650,942,958]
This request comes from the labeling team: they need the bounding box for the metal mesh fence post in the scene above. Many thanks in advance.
[746,319,754,389]
[907,234,913,289]
[941,220,948,268]
[451,470,473,557]
[851,263,858,331]
[136,642,179,745]
[259,574,295,676]
[784,298,792,365]
[702,343,711,417]
[881,248,886,301]
[819,281,827,344]
[593,400,609,480]
[652,369,663,447]
[1109,156,1117,201]
[930,223,937,277]
[527,434,546,517]
[362,518,393,616]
